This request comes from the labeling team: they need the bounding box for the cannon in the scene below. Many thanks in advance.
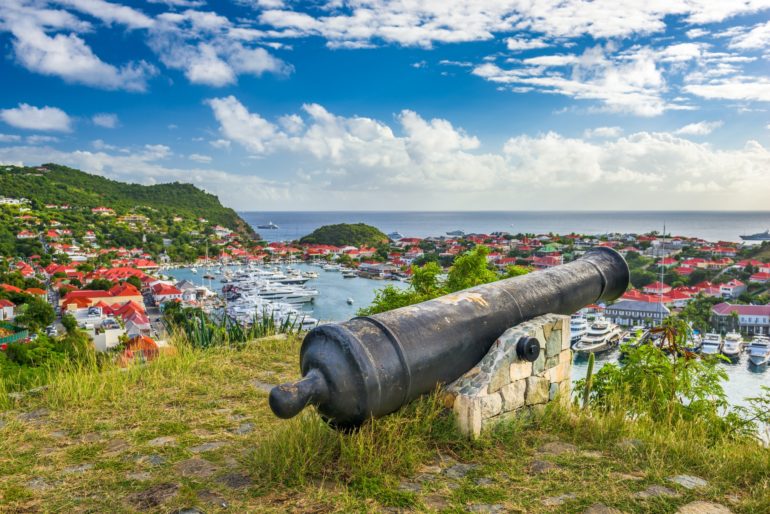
[269,247,629,428]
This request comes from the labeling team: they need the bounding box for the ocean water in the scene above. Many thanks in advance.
[241,211,770,243]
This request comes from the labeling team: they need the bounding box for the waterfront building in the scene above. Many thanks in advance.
[711,303,770,335]
[605,300,670,327]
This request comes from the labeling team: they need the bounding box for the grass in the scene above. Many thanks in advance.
[0,333,768,513]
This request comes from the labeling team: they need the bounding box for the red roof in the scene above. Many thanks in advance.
[0,299,14,308]
[152,283,182,296]
[712,303,770,316]
[0,284,22,293]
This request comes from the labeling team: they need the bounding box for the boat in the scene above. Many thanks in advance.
[302,271,319,279]
[700,333,723,356]
[203,273,215,280]
[573,318,623,355]
[388,231,404,241]
[190,267,198,274]
[569,316,589,344]
[322,264,340,272]
[747,336,770,367]
[722,331,743,361]
[739,229,770,241]
[346,297,354,305]
[257,221,279,230]
[446,230,465,237]
[683,332,702,353]
[342,270,357,278]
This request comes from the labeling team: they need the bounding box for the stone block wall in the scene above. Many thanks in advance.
[445,314,572,438]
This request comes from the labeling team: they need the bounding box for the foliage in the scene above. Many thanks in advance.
[360,246,528,316]
[576,317,767,441]
[162,303,303,348]
[677,293,721,333]
[14,297,55,332]
[299,223,389,247]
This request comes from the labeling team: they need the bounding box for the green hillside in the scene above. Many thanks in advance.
[299,223,389,247]
[0,164,256,239]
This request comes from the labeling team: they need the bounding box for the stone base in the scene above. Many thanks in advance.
[445,314,572,438]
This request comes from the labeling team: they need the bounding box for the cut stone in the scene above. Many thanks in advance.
[467,504,505,513]
[127,483,179,509]
[542,493,577,506]
[423,493,450,511]
[634,485,677,499]
[668,474,708,490]
[217,472,253,489]
[398,480,422,493]
[197,489,229,509]
[103,439,130,456]
[443,462,478,479]
[546,329,562,357]
[234,422,254,435]
[500,380,526,411]
[509,360,532,382]
[147,436,177,447]
[675,501,732,514]
[529,460,558,474]
[537,441,578,455]
[189,441,226,454]
[525,376,549,405]
[479,393,503,418]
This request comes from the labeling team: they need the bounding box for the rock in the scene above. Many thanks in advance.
[126,471,152,481]
[189,441,226,454]
[525,376,549,405]
[137,454,166,466]
[443,462,477,479]
[417,464,442,474]
[509,360,533,382]
[49,430,67,439]
[18,408,49,422]
[480,393,503,418]
[529,460,558,474]
[103,438,130,456]
[668,474,708,490]
[217,472,252,489]
[423,493,450,510]
[233,422,254,435]
[616,438,643,451]
[127,483,180,509]
[467,504,505,513]
[63,463,93,474]
[198,489,229,508]
[676,501,732,514]
[584,504,623,514]
[610,471,644,481]
[250,379,274,393]
[147,436,177,447]
[25,477,52,491]
[398,480,422,493]
[174,458,218,478]
[474,477,494,486]
[537,441,577,455]
[413,473,438,483]
[80,432,102,443]
[542,493,577,506]
[500,380,526,411]
[634,484,677,499]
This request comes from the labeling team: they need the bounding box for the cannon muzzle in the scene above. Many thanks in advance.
[270,247,629,428]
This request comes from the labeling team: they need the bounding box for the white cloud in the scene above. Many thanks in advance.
[686,28,709,39]
[56,0,153,29]
[683,76,770,101]
[583,126,623,138]
[209,138,231,149]
[0,103,72,131]
[0,134,22,143]
[189,153,212,163]
[506,37,549,51]
[729,20,770,50]
[26,135,59,144]
[522,54,579,66]
[92,113,118,128]
[675,120,723,135]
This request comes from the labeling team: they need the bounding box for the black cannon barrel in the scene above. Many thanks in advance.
[269,247,629,428]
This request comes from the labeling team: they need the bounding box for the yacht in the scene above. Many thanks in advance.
[722,331,743,361]
[747,336,770,367]
[388,231,404,241]
[700,333,723,356]
[257,221,279,230]
[573,318,623,355]
[302,270,319,279]
[683,332,702,353]
[446,230,465,237]
[190,267,198,274]
[739,229,770,241]
[322,264,340,272]
[346,297,354,305]
[569,316,589,344]
[342,269,358,278]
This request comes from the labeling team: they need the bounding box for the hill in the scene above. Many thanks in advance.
[299,223,389,247]
[0,164,256,240]
[0,335,765,512]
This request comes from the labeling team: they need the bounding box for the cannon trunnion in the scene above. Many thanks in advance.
[269,247,629,428]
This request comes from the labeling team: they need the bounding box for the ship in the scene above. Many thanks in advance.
[257,221,279,230]
[739,229,770,241]
[446,230,465,237]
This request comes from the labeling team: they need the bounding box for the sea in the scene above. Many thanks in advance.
[166,210,770,412]
[241,211,770,244]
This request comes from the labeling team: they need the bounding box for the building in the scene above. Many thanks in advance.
[719,279,746,299]
[0,299,15,321]
[711,303,770,336]
[605,300,670,327]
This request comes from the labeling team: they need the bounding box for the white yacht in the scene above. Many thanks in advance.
[569,316,589,344]
[303,271,319,279]
[342,269,358,278]
[747,336,770,367]
[700,333,723,356]
[573,318,623,355]
[722,331,743,361]
[190,267,198,274]
[323,264,340,272]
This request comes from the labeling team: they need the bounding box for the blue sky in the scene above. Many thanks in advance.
[0,1,769,211]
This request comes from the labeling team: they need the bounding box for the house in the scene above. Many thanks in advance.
[605,300,670,327]
[711,303,770,336]
[91,206,115,216]
[0,299,15,321]
[358,262,399,279]
[719,279,746,299]
[16,230,37,239]
[642,281,671,295]
[152,283,183,304]
[749,272,770,284]
[60,283,143,310]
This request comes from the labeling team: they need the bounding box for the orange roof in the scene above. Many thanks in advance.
[0,284,22,293]
[25,288,46,295]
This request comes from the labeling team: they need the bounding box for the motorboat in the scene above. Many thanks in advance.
[573,318,623,355]
[388,231,404,241]
[346,297,354,305]
[700,333,723,356]
[323,264,340,272]
[722,331,743,361]
[446,230,465,237]
[569,316,589,344]
[257,221,279,230]
[342,269,358,278]
[747,336,770,367]
[683,332,702,353]
[739,229,770,241]
[190,267,198,274]
[303,271,319,279]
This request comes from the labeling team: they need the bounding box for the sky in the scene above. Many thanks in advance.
[0,1,769,211]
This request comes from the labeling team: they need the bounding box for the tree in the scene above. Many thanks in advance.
[445,246,498,292]
[61,313,77,334]
[504,265,532,278]
[85,278,113,291]
[16,297,55,332]
[125,275,142,289]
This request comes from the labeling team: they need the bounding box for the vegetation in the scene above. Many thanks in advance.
[299,223,389,247]
[359,246,530,316]
[1,332,767,513]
